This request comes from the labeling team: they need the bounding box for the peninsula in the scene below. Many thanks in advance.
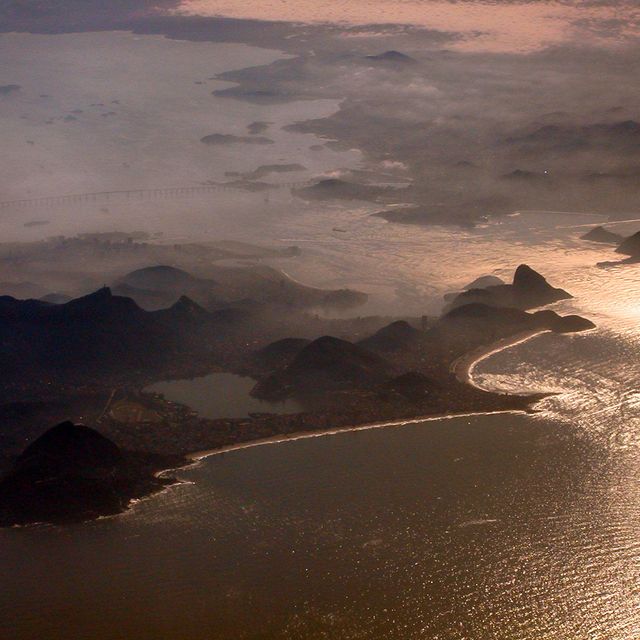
[0,262,596,525]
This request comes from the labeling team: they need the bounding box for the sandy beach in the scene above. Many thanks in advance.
[450,330,549,385]
[183,331,550,462]
[186,408,528,462]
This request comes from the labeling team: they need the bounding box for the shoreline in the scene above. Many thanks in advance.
[7,328,554,527]
[181,328,553,464]
[450,330,549,386]
[183,329,553,463]
[185,409,530,463]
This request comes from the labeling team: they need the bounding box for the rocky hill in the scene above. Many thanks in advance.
[0,422,179,526]
[445,265,572,311]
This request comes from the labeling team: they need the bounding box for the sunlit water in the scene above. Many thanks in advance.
[0,212,638,638]
[0,410,637,639]
[177,0,640,53]
[0,22,639,640]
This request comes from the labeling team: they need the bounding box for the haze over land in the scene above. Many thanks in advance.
[0,1,639,638]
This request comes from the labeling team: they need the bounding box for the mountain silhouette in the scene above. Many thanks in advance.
[253,335,394,399]
[445,265,571,311]
[0,421,176,526]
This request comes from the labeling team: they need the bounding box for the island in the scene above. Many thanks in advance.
[615,230,640,259]
[581,226,624,245]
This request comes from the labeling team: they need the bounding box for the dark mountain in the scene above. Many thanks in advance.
[445,265,572,311]
[252,337,311,372]
[358,320,423,355]
[119,265,210,291]
[581,226,625,245]
[15,421,122,476]
[111,282,176,310]
[39,292,72,304]
[512,264,565,298]
[157,294,210,319]
[384,371,437,402]
[432,303,594,348]
[0,422,177,526]
[420,303,594,370]
[115,265,219,310]
[116,264,367,312]
[0,288,215,384]
[253,335,394,399]
[529,309,595,333]
[615,230,640,257]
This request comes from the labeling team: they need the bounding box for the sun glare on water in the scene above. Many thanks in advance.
[175,0,640,52]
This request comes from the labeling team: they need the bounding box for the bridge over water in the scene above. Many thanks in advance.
[0,181,312,211]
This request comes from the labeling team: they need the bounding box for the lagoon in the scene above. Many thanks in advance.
[146,372,304,419]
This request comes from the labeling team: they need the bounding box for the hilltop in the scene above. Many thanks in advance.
[445,265,572,311]
[253,335,395,400]
[365,50,416,64]
[615,230,640,258]
[0,421,180,526]
[0,288,217,388]
[114,263,368,312]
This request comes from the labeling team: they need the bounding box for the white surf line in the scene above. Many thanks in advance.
[457,518,499,528]
[186,409,526,462]
[185,330,556,464]
[451,330,550,387]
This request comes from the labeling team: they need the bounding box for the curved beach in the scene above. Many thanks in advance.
[185,330,551,463]
[450,330,548,386]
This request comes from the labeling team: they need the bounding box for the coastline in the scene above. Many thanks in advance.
[183,330,552,463]
[185,409,529,462]
[7,327,554,527]
[450,330,549,385]
[181,330,551,462]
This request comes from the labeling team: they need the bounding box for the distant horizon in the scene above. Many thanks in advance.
[173,0,640,52]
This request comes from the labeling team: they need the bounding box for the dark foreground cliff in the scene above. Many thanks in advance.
[0,422,182,527]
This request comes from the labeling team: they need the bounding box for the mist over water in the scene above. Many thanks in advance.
[0,1,639,638]
[0,31,358,208]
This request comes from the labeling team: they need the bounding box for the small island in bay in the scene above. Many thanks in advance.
[581,226,624,245]
[200,133,274,146]
[615,230,640,259]
[365,51,417,65]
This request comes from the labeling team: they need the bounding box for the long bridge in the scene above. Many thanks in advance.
[0,181,312,211]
